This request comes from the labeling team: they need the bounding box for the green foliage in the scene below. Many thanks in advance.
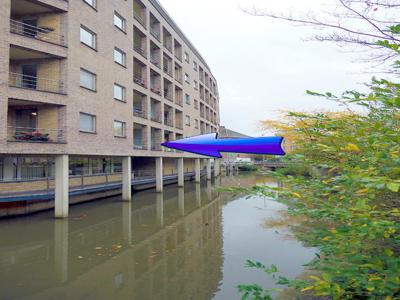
[238,54,400,300]
[238,163,259,172]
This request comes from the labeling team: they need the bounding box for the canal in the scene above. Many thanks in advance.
[0,174,315,300]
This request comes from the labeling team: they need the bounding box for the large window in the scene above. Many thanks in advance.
[114,121,126,137]
[79,113,96,133]
[114,12,126,32]
[80,25,96,49]
[80,68,96,91]
[114,48,126,66]
[113,83,125,102]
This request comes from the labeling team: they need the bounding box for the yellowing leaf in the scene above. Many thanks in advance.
[344,143,361,152]
[300,286,314,292]
[291,192,301,198]
[387,183,400,192]
[356,188,369,194]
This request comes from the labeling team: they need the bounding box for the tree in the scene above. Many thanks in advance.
[244,0,400,73]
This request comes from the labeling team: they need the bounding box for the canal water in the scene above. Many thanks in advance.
[0,174,315,300]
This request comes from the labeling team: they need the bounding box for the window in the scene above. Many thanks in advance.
[184,52,189,63]
[185,94,190,105]
[194,99,199,109]
[80,68,96,91]
[114,121,126,137]
[195,119,199,128]
[114,48,126,66]
[193,61,197,71]
[184,73,190,83]
[185,115,190,126]
[80,113,96,133]
[114,12,126,32]
[83,0,96,8]
[80,26,96,49]
[193,80,198,90]
[114,84,125,101]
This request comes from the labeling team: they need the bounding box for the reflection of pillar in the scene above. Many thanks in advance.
[206,159,212,180]
[156,157,163,192]
[195,158,201,183]
[122,202,132,244]
[195,183,201,207]
[122,156,132,201]
[206,180,212,201]
[156,193,164,227]
[55,154,69,218]
[177,158,184,187]
[54,219,69,283]
[178,188,184,216]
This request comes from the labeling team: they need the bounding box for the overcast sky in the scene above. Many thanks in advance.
[160,0,372,136]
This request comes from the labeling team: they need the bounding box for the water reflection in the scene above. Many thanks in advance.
[0,175,314,300]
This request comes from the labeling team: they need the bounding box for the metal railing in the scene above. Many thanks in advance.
[9,72,66,94]
[164,118,173,127]
[150,86,162,96]
[164,43,172,53]
[150,112,162,123]
[150,27,160,41]
[133,105,147,118]
[133,144,148,150]
[10,19,67,46]
[7,126,66,143]
[150,55,161,68]
[164,90,173,101]
[134,11,146,28]
[133,74,147,88]
[151,143,162,151]
[174,52,182,62]
[134,45,147,58]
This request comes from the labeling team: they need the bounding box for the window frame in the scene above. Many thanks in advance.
[80,68,97,91]
[185,115,191,126]
[83,0,97,9]
[114,11,126,33]
[193,61,197,71]
[79,112,97,134]
[184,73,190,83]
[113,83,126,102]
[184,94,190,105]
[114,120,126,138]
[80,25,97,50]
[114,47,126,67]
[184,51,189,63]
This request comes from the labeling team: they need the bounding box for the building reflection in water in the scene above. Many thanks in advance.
[0,181,223,300]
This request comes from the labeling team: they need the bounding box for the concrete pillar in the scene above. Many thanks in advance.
[122,202,132,244]
[122,156,132,201]
[54,219,69,283]
[3,157,15,180]
[156,193,164,227]
[177,157,184,187]
[178,188,184,216]
[156,157,163,192]
[55,155,69,218]
[206,159,212,180]
[214,159,220,176]
[195,158,201,183]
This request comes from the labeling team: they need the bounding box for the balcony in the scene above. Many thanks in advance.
[150,99,162,123]
[175,86,183,107]
[164,105,174,127]
[163,78,173,102]
[174,63,183,84]
[174,40,182,62]
[7,101,66,144]
[9,72,65,94]
[133,26,147,58]
[133,123,148,150]
[133,90,147,119]
[133,74,147,88]
[150,13,161,41]
[133,0,147,28]
[163,28,173,53]
[151,128,162,151]
[175,110,183,130]
[133,58,147,88]
[150,70,161,96]
[10,19,66,47]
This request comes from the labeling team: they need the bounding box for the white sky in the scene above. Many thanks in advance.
[160,0,373,136]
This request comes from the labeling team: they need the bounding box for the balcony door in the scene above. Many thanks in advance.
[15,109,38,133]
[21,64,37,89]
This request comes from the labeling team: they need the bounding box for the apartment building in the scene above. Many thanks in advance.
[0,0,220,217]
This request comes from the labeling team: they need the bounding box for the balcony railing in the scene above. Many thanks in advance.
[164,90,173,101]
[163,65,173,77]
[151,143,162,151]
[7,126,66,144]
[10,19,67,46]
[134,12,146,28]
[174,52,182,62]
[150,86,162,96]
[134,143,148,150]
[133,106,147,118]
[133,74,147,88]
[150,112,162,123]
[175,96,183,107]
[150,55,161,68]
[164,43,172,53]
[164,118,173,127]
[150,27,160,41]
[9,72,66,94]
[134,45,147,58]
